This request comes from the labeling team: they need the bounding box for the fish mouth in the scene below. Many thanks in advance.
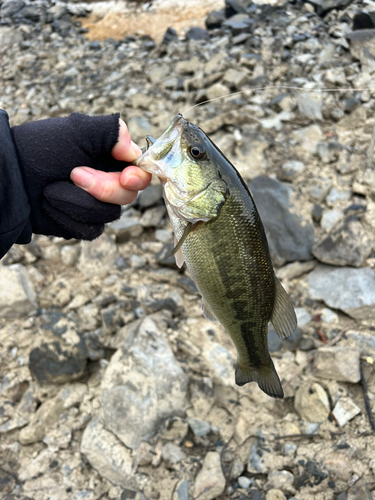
[133,114,187,177]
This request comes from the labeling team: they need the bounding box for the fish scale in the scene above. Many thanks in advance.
[135,114,297,398]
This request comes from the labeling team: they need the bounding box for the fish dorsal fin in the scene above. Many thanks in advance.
[202,300,217,322]
[271,277,297,340]
[168,222,194,259]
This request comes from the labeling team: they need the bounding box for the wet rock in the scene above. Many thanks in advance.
[305,265,375,320]
[101,315,188,449]
[81,417,139,490]
[312,217,373,267]
[313,347,360,383]
[332,397,361,427]
[29,312,87,384]
[294,382,330,423]
[248,176,315,266]
[78,233,117,277]
[193,451,225,500]
[0,264,37,318]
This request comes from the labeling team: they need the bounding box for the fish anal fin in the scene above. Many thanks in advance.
[202,300,217,322]
[271,277,297,340]
[175,247,185,268]
[235,360,284,399]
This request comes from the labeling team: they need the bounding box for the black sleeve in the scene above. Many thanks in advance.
[0,109,32,259]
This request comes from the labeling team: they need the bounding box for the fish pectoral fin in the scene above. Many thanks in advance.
[167,222,194,258]
[271,277,297,340]
[235,359,284,399]
[202,300,217,322]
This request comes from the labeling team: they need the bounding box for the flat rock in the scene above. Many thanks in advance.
[140,205,166,228]
[248,176,315,266]
[305,265,375,320]
[313,347,360,383]
[313,217,373,267]
[101,315,188,449]
[294,382,330,423]
[332,397,361,427]
[107,214,143,243]
[137,184,163,209]
[81,417,139,490]
[193,451,226,500]
[0,264,37,318]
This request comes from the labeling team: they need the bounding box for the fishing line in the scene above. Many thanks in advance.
[182,85,375,116]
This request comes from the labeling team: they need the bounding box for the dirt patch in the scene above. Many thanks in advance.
[80,0,223,43]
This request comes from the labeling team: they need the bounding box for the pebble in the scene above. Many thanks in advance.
[294,382,330,423]
[265,489,287,500]
[280,160,305,181]
[0,264,37,318]
[320,208,344,231]
[162,443,186,465]
[187,417,211,437]
[332,397,361,427]
[193,451,226,500]
[265,470,295,494]
[238,476,252,489]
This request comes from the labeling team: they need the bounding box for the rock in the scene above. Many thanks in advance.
[312,217,373,267]
[222,14,253,35]
[29,312,87,384]
[161,27,178,45]
[292,125,323,155]
[81,417,140,491]
[265,471,295,494]
[321,308,339,323]
[295,307,312,327]
[305,265,375,320]
[162,443,186,465]
[248,176,315,266]
[280,161,305,181]
[265,489,286,500]
[78,234,117,277]
[294,382,330,423]
[276,260,316,281]
[238,476,252,489]
[140,206,166,228]
[107,214,143,243]
[347,478,373,500]
[205,10,225,29]
[0,264,37,318]
[223,68,248,88]
[137,184,163,209]
[187,417,211,437]
[60,244,80,266]
[202,341,235,386]
[332,397,361,427]
[101,316,188,449]
[193,451,226,500]
[185,27,209,41]
[320,208,344,231]
[313,347,361,383]
[298,91,322,120]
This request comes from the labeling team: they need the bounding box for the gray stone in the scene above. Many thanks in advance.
[305,265,375,320]
[292,125,323,155]
[280,161,305,181]
[317,143,342,164]
[140,205,166,228]
[193,451,225,500]
[101,316,188,449]
[187,417,211,437]
[326,187,351,206]
[313,347,361,383]
[78,234,117,277]
[238,476,252,489]
[0,264,37,318]
[294,382,330,423]
[222,14,253,35]
[347,478,373,500]
[298,91,322,120]
[264,470,295,494]
[128,115,152,143]
[205,10,225,29]
[332,397,361,427]
[60,244,80,266]
[0,26,23,46]
[202,341,235,386]
[81,417,139,490]
[313,217,374,267]
[137,184,163,209]
[162,443,186,465]
[223,68,248,89]
[107,215,143,243]
[320,208,344,231]
[276,260,316,281]
[185,27,209,41]
[248,176,315,266]
[29,312,87,384]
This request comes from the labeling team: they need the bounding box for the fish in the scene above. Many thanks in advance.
[134,114,297,398]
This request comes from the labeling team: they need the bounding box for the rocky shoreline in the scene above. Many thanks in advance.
[1,0,375,499]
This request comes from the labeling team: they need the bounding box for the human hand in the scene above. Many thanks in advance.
[11,113,151,241]
[70,119,151,205]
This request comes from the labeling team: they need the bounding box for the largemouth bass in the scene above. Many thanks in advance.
[135,114,297,398]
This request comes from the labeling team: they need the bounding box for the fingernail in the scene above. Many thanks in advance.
[71,168,94,189]
[131,140,142,157]
[123,174,142,190]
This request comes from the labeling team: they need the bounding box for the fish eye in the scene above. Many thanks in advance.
[189,145,205,160]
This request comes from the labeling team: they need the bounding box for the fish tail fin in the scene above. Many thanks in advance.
[235,359,284,399]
